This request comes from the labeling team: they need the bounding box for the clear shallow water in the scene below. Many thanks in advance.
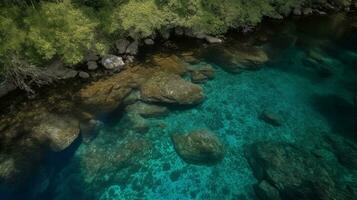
[5,14,357,200]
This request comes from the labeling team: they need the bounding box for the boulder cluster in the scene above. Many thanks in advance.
[245,139,357,200]
[0,53,215,196]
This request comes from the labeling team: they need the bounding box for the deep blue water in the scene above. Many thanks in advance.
[3,13,357,200]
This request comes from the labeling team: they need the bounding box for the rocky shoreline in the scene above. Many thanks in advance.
[1,2,356,98]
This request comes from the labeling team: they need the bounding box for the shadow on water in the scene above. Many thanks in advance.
[311,94,357,141]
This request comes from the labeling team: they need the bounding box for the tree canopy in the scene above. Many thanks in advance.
[0,0,354,89]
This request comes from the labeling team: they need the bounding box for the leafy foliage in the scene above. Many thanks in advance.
[0,0,354,91]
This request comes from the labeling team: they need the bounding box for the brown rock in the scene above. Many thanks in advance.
[140,72,204,105]
[31,113,80,152]
[78,66,152,113]
[171,130,224,165]
[153,54,187,75]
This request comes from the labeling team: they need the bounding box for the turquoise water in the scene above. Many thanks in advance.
[4,14,357,200]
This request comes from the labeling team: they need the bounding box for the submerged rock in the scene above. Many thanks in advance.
[325,134,357,170]
[101,55,125,70]
[127,112,150,134]
[171,130,224,165]
[245,142,355,200]
[140,72,204,105]
[181,52,200,64]
[203,46,269,73]
[259,110,282,127]
[31,113,80,152]
[189,64,215,83]
[231,47,269,71]
[125,102,168,118]
[254,180,281,200]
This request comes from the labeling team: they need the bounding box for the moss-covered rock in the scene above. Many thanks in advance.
[171,130,224,165]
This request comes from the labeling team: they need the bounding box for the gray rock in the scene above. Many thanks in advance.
[245,142,354,200]
[195,32,206,39]
[144,38,154,45]
[125,55,135,63]
[115,39,130,54]
[45,60,78,79]
[205,35,223,44]
[101,55,125,70]
[85,52,99,62]
[87,61,98,70]
[79,71,90,79]
[126,41,139,55]
[0,81,16,98]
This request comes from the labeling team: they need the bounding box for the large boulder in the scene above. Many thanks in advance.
[78,66,152,113]
[101,55,125,70]
[324,134,357,170]
[171,130,224,165]
[31,113,80,152]
[245,142,355,200]
[140,72,204,105]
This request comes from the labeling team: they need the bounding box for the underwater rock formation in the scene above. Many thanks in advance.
[140,71,204,105]
[188,64,215,84]
[171,130,224,165]
[125,102,168,118]
[203,45,269,73]
[31,113,80,152]
[325,134,357,170]
[259,110,283,127]
[245,142,356,200]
